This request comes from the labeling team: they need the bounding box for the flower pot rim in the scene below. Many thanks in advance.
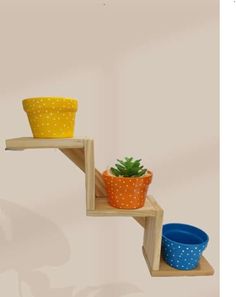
[102,169,153,179]
[22,96,78,102]
[162,223,209,247]
[22,97,78,113]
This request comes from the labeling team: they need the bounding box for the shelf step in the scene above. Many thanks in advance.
[142,247,214,277]
[5,136,215,278]
[87,196,157,217]
[5,137,84,150]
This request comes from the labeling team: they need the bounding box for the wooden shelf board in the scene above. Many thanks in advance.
[5,137,84,150]
[87,196,157,217]
[142,247,214,277]
[5,135,215,278]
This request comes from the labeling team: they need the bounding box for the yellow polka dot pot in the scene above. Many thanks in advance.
[22,97,78,138]
[102,170,153,209]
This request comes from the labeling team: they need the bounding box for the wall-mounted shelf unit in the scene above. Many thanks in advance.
[5,137,214,277]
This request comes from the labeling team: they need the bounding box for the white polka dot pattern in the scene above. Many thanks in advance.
[22,97,78,138]
[161,224,209,270]
[102,170,153,209]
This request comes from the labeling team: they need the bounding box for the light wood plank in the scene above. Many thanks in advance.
[5,137,84,150]
[147,195,163,213]
[60,148,107,197]
[60,147,85,170]
[134,217,146,228]
[143,247,214,277]
[143,196,164,270]
[94,171,107,198]
[84,139,95,210]
[87,196,156,217]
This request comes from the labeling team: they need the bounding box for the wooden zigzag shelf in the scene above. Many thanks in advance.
[5,137,214,277]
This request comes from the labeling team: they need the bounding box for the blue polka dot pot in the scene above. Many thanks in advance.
[162,223,209,270]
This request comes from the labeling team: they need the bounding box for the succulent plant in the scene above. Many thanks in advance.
[111,157,147,177]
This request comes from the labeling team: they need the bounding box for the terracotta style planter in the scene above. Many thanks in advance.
[102,170,153,209]
[22,97,78,138]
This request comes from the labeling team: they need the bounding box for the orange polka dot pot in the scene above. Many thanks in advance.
[102,170,153,209]
[22,97,78,138]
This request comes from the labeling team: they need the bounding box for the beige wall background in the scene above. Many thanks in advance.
[0,0,219,296]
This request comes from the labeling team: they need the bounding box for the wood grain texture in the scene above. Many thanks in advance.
[84,139,95,210]
[94,170,107,198]
[133,217,146,228]
[5,137,215,278]
[87,196,156,217]
[5,137,84,150]
[142,247,214,277]
[143,195,164,270]
[60,148,107,197]
[147,195,163,213]
[60,147,85,170]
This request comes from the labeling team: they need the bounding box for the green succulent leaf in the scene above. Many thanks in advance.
[110,157,147,178]
[137,169,147,177]
[111,167,120,176]
[115,164,126,174]
[117,159,126,166]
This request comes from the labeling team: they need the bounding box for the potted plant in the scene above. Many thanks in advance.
[102,157,153,209]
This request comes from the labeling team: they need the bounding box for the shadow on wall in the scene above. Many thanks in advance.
[74,283,142,297]
[0,198,72,297]
[0,199,142,297]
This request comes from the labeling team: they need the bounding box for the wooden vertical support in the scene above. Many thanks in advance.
[143,196,164,271]
[84,139,95,210]
[60,148,85,171]
[94,170,107,198]
[134,217,146,228]
[60,147,107,198]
